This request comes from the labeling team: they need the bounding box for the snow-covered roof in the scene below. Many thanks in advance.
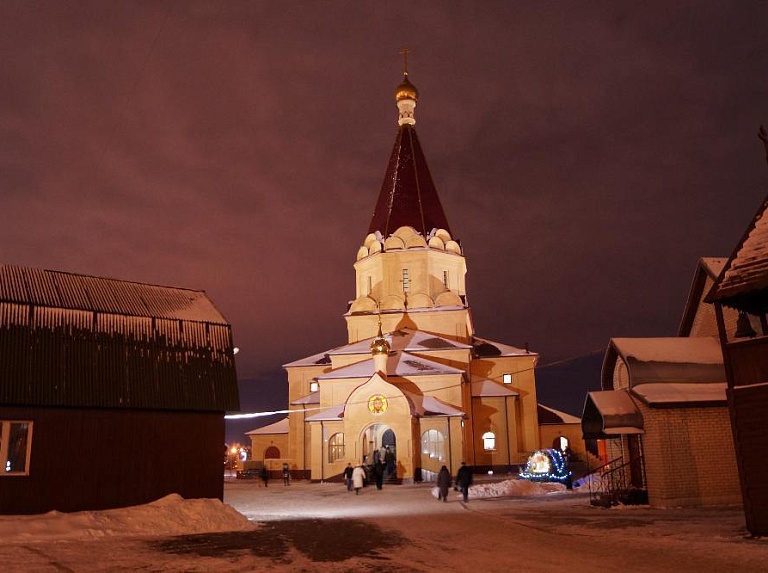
[471,377,518,397]
[706,194,768,313]
[605,337,725,388]
[402,391,465,417]
[290,391,319,405]
[330,328,472,356]
[538,404,580,424]
[304,404,344,422]
[582,390,644,439]
[631,382,727,406]
[245,417,289,435]
[472,336,538,357]
[315,351,464,380]
[610,337,723,365]
[282,349,335,368]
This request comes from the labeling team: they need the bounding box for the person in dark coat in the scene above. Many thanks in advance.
[344,463,354,491]
[260,465,269,487]
[282,462,290,486]
[374,460,385,490]
[455,462,472,502]
[437,465,452,502]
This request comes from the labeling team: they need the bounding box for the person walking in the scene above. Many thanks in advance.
[344,463,354,491]
[455,462,472,502]
[374,460,385,490]
[352,464,366,495]
[384,446,395,476]
[437,465,452,502]
[282,463,290,486]
[260,465,269,488]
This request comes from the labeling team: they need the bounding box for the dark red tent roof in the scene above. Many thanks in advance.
[367,124,451,238]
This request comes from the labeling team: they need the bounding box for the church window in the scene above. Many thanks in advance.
[420,429,445,461]
[328,433,345,463]
[443,270,449,289]
[482,431,496,451]
[402,268,410,292]
[0,421,33,476]
[309,380,319,393]
[502,373,512,384]
[264,446,280,459]
[367,276,372,295]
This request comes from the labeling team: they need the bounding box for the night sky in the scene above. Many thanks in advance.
[2,3,768,441]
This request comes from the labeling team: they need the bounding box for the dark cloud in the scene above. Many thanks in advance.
[1,2,767,433]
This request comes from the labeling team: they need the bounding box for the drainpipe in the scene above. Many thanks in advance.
[504,396,512,473]
[447,417,452,474]
[320,421,325,483]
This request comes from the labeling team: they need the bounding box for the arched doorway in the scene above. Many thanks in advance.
[361,424,396,466]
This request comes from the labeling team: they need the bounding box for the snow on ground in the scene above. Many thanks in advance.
[1,479,767,572]
[431,478,566,499]
[0,493,254,543]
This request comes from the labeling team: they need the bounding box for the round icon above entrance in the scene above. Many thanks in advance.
[368,394,388,414]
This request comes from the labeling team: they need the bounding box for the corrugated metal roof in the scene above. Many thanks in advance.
[0,264,228,323]
[0,264,239,412]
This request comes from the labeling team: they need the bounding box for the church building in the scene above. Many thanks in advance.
[282,71,541,482]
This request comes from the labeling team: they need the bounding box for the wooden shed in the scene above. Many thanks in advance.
[0,264,239,515]
[705,194,768,536]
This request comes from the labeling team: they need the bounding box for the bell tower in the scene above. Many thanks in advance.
[345,69,474,344]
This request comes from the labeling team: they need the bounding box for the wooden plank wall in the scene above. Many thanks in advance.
[0,406,225,515]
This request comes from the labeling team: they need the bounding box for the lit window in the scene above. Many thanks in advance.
[328,433,345,463]
[309,380,319,393]
[402,268,410,293]
[1,421,33,476]
[443,270,449,289]
[420,429,445,461]
[502,373,512,384]
[482,431,496,451]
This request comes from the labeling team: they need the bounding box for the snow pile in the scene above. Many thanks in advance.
[0,494,255,543]
[431,478,567,500]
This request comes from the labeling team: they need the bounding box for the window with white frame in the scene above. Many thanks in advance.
[1,420,33,475]
[420,429,445,461]
[482,431,496,451]
[309,380,319,393]
[443,270,449,289]
[328,433,345,463]
[502,373,513,384]
[402,268,410,293]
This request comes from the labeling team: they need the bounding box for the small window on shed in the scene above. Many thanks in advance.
[309,380,319,393]
[502,373,513,384]
[1,421,33,476]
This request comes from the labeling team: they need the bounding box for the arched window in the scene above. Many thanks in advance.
[420,429,445,461]
[328,433,345,463]
[264,446,280,459]
[482,431,496,451]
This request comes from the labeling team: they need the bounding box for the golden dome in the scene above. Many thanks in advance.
[370,322,391,355]
[395,74,418,102]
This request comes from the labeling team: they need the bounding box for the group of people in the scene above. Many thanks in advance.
[343,458,474,502]
[344,445,398,494]
[437,462,473,502]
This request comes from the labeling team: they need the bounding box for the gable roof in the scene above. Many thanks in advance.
[245,417,289,436]
[678,257,727,336]
[0,264,238,412]
[603,337,725,389]
[367,125,451,238]
[315,350,464,380]
[0,264,228,323]
[706,194,768,313]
